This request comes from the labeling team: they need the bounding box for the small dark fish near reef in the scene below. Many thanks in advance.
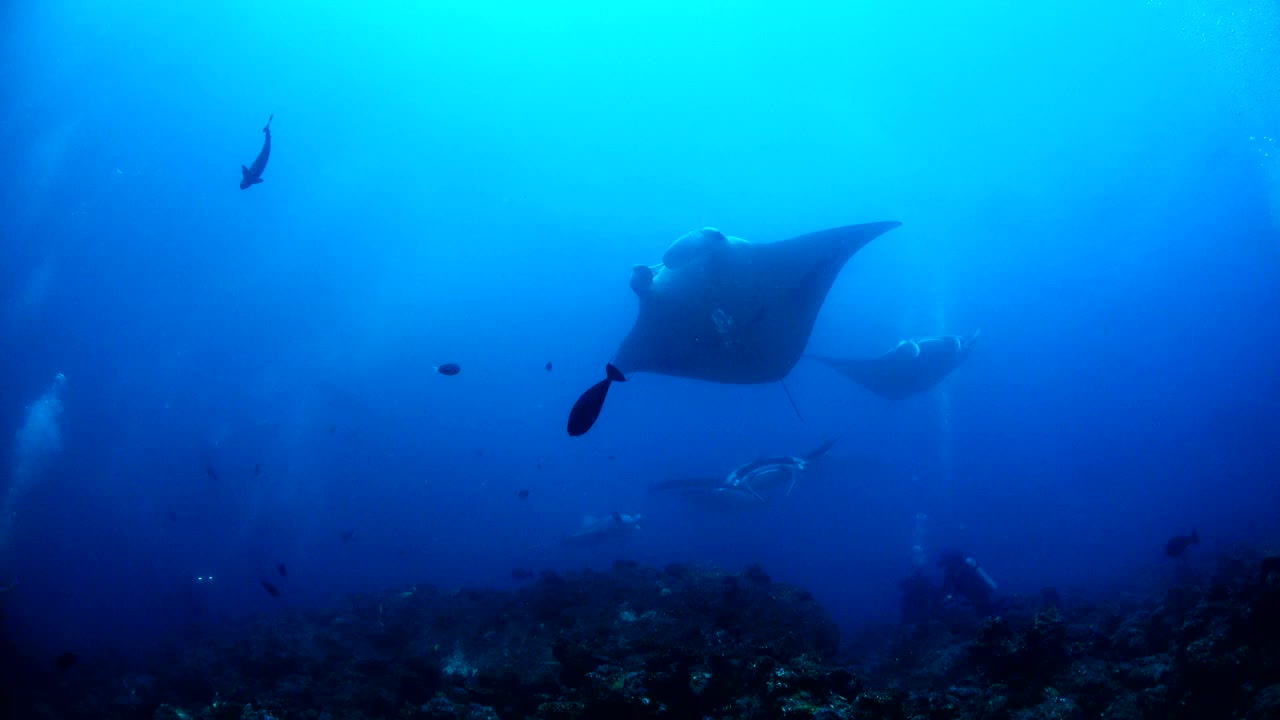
[1165,530,1199,558]
[277,563,288,577]
[239,114,272,189]
[545,361,553,372]
[434,363,461,376]
[517,489,530,500]
[261,581,281,598]
[55,652,78,671]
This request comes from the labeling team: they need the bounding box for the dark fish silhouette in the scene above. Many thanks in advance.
[254,464,262,478]
[167,509,177,522]
[511,568,534,580]
[54,652,77,671]
[435,363,461,376]
[261,580,281,598]
[1165,530,1199,558]
[340,529,355,542]
[205,465,218,482]
[567,364,624,436]
[276,563,287,577]
[239,114,272,189]
[545,362,553,372]
[517,489,530,500]
[536,463,543,471]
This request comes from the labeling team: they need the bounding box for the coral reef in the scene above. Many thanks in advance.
[5,553,1280,719]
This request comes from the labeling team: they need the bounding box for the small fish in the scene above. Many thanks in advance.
[261,581,281,598]
[340,529,355,542]
[517,489,530,500]
[434,363,461,376]
[511,568,534,580]
[1165,530,1199,558]
[254,463,262,478]
[54,652,78,671]
[167,509,177,522]
[239,114,272,189]
[536,463,543,471]
[328,424,337,434]
[607,455,616,462]
[206,465,218,482]
[544,362,553,372]
[277,563,287,577]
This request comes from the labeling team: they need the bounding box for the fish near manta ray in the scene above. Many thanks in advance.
[650,439,835,509]
[239,114,273,189]
[566,222,902,436]
[809,331,979,400]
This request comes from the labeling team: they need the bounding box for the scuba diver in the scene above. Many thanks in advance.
[899,568,940,624]
[938,551,999,617]
[898,513,943,624]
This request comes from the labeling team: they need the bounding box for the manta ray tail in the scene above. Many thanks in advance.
[264,114,273,133]
[803,438,836,462]
[567,364,626,436]
[780,379,805,423]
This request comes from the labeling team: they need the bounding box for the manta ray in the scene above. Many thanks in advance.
[650,439,834,510]
[809,331,979,400]
[567,222,901,436]
[560,512,643,547]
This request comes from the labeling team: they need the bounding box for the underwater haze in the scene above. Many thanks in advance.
[2,0,1279,666]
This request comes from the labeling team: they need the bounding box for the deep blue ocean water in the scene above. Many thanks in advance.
[1,0,1278,664]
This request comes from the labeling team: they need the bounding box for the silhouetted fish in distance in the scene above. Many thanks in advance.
[55,652,77,671]
[517,489,530,500]
[545,362,553,372]
[239,114,272,189]
[261,581,281,598]
[340,529,355,542]
[1166,530,1199,558]
[434,363,461,376]
[254,463,262,478]
[277,563,287,577]
[205,465,218,482]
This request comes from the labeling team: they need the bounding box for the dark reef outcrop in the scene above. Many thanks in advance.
[7,551,1280,719]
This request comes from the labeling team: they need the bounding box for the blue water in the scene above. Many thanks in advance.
[2,0,1279,663]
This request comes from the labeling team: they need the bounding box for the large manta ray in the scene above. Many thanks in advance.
[567,222,901,436]
[809,331,979,400]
